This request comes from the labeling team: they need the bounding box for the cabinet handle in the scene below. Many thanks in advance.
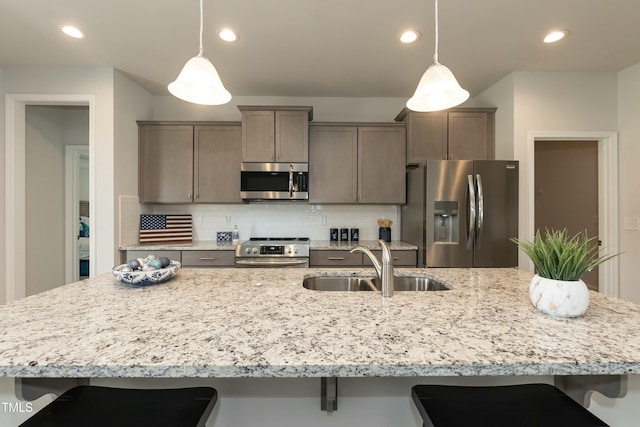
[187,193,192,199]
[199,257,217,261]
[328,257,345,261]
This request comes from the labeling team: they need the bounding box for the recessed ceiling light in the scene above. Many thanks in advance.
[218,29,237,42]
[400,30,421,44]
[61,25,85,39]
[544,30,569,43]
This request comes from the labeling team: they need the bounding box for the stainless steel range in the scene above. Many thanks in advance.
[234,237,310,268]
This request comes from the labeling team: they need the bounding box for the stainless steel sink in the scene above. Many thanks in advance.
[371,276,450,291]
[302,276,450,292]
[302,276,377,291]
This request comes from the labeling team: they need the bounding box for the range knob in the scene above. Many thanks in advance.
[252,248,259,254]
[245,248,252,255]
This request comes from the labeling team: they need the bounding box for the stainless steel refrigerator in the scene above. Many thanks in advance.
[401,160,518,267]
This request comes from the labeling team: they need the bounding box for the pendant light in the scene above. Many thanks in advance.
[168,0,231,105]
[406,0,469,112]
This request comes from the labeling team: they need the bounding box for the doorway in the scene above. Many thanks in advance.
[526,131,619,297]
[5,94,95,303]
[25,106,90,295]
[535,140,599,290]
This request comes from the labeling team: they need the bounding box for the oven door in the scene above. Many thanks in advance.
[234,257,309,268]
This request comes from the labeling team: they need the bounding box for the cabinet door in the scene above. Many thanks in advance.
[181,250,235,267]
[242,110,275,162]
[309,250,362,267]
[358,127,407,204]
[309,126,358,203]
[365,250,417,267]
[194,125,242,203]
[275,110,308,162]
[447,112,493,160]
[407,112,448,163]
[139,125,194,203]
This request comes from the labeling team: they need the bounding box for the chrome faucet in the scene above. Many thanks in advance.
[350,240,394,297]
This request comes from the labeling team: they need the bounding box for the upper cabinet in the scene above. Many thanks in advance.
[395,108,496,164]
[238,106,313,163]
[138,122,242,204]
[139,124,194,204]
[194,125,242,203]
[309,124,406,204]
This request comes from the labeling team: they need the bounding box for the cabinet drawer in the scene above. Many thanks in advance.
[126,250,182,262]
[364,250,417,267]
[182,250,235,267]
[310,251,362,267]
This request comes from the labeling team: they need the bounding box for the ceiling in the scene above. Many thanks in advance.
[2,0,640,99]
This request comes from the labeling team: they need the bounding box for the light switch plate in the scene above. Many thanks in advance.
[623,217,640,231]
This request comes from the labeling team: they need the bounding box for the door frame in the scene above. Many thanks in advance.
[526,131,619,297]
[5,94,95,302]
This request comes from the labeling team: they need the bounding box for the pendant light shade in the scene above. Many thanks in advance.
[168,0,231,105]
[407,0,468,112]
[168,55,231,105]
[406,63,469,112]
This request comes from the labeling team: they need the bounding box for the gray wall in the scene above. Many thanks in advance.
[25,106,88,295]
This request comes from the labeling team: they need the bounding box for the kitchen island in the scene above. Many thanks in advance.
[1,267,640,425]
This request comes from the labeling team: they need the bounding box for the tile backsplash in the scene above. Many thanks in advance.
[142,203,400,242]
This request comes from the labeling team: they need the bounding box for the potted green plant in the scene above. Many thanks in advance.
[511,228,620,317]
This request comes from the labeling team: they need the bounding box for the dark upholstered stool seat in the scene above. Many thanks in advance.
[412,384,608,427]
[19,385,217,427]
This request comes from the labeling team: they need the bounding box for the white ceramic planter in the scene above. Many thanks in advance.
[529,274,590,317]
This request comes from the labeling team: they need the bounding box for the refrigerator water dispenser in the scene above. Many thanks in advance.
[434,201,459,244]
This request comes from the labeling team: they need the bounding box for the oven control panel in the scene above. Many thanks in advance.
[236,240,310,258]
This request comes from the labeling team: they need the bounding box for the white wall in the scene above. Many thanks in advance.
[617,62,640,303]
[473,73,515,160]
[0,66,156,302]
[113,70,153,257]
[152,95,409,122]
[0,66,5,304]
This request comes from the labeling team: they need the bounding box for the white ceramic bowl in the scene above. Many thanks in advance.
[112,261,181,286]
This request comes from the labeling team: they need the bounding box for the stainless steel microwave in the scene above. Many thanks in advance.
[240,163,309,201]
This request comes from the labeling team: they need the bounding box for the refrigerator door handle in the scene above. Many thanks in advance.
[476,174,484,250]
[466,174,476,250]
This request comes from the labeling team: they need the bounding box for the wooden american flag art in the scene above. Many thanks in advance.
[139,214,192,244]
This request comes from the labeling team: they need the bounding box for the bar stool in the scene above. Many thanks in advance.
[19,385,217,427]
[411,384,608,427]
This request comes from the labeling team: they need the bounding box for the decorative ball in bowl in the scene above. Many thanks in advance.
[112,255,181,286]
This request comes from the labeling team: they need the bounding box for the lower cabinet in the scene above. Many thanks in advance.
[125,250,182,263]
[364,250,417,267]
[124,250,235,267]
[310,250,417,268]
[310,251,363,267]
[181,251,235,267]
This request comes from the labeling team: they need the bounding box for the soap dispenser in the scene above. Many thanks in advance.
[232,225,240,243]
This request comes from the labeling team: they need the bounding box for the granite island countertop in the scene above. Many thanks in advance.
[1,268,640,379]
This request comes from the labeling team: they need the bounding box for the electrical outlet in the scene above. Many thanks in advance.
[623,217,640,231]
[224,216,231,225]
[320,215,327,226]
[197,215,202,225]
